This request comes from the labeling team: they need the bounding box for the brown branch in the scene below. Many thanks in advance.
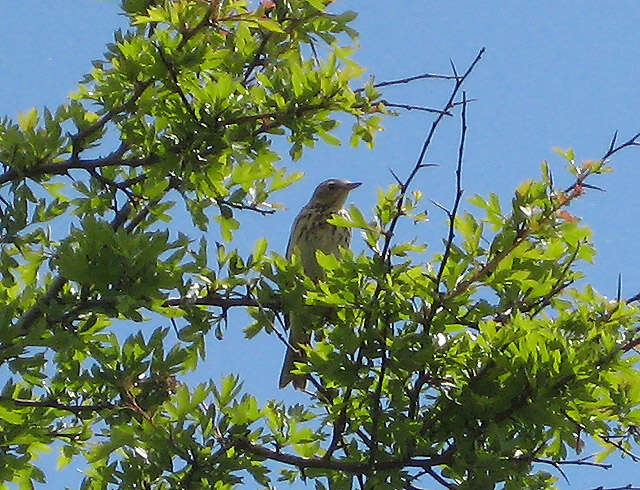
[622,336,640,353]
[217,198,276,215]
[242,32,272,85]
[427,90,469,319]
[446,129,640,304]
[586,486,640,490]
[368,311,391,470]
[381,100,452,116]
[231,437,448,473]
[424,468,455,489]
[179,3,216,47]
[163,293,277,310]
[325,49,485,466]
[88,167,140,203]
[527,454,611,470]
[603,130,640,162]
[379,48,485,261]
[407,371,436,419]
[71,81,152,158]
[0,97,376,188]
[564,411,640,463]
[354,72,462,93]
[153,42,201,125]
[11,276,68,332]
[0,151,156,186]
[562,130,640,195]
[0,396,116,414]
[54,288,278,328]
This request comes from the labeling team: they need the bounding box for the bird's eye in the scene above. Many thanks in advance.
[328,182,336,188]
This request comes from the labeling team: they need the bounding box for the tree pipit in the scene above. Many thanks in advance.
[279,179,361,389]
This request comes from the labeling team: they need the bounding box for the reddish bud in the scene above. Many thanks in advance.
[557,210,577,223]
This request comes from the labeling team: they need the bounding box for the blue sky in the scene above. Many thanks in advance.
[1,1,640,488]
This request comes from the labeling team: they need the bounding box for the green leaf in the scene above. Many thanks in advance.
[0,404,24,424]
[18,108,38,131]
[254,237,267,262]
[315,250,340,271]
[347,204,368,228]
[253,17,285,33]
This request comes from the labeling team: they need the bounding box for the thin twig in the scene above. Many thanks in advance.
[585,485,640,490]
[379,48,485,260]
[354,71,462,93]
[154,42,201,124]
[325,48,485,470]
[529,454,612,470]
[381,100,452,116]
[0,396,116,414]
[425,467,455,489]
[430,90,468,301]
[163,293,277,310]
[242,32,272,84]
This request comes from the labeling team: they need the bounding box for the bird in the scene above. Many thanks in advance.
[278,178,361,390]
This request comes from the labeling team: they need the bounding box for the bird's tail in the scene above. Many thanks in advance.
[278,312,309,390]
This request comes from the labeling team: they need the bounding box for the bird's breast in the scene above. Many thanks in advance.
[295,208,352,278]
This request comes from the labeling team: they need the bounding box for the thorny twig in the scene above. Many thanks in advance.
[324,49,485,483]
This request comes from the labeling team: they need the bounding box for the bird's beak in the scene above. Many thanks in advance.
[344,182,362,190]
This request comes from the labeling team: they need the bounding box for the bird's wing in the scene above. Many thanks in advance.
[280,207,311,388]
[285,207,308,259]
[282,207,308,337]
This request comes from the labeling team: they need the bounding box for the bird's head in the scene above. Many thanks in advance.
[308,179,361,210]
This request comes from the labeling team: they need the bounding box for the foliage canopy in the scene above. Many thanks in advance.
[1,1,639,489]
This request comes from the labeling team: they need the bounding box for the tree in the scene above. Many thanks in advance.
[1,1,639,489]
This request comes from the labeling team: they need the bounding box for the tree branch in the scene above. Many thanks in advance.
[0,396,116,414]
[354,71,462,94]
[379,48,485,261]
[381,100,453,116]
[162,293,277,310]
[0,151,156,187]
[231,437,449,473]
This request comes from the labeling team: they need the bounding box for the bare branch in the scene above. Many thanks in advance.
[0,150,155,187]
[432,90,468,293]
[0,396,116,414]
[564,411,640,463]
[231,437,449,473]
[424,468,455,489]
[379,48,485,260]
[381,100,452,116]
[528,454,612,470]
[389,168,403,186]
[355,72,462,93]
[331,48,485,474]
[602,130,640,160]
[163,293,277,310]
[586,485,640,490]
